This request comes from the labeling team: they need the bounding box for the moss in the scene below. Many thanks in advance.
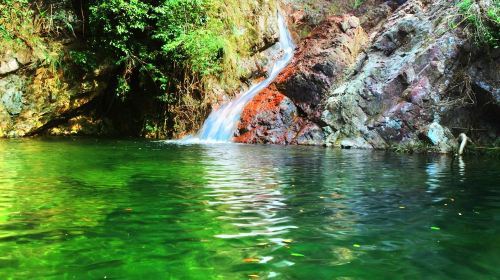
[462,143,500,157]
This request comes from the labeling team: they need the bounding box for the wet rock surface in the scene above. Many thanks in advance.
[235,15,368,145]
[234,85,324,145]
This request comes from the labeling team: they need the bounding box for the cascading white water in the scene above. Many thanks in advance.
[182,12,295,143]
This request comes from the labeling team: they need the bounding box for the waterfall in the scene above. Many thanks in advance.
[182,12,295,143]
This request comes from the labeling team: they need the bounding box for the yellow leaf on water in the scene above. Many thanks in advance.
[243,258,259,263]
[291,253,305,257]
[248,275,259,278]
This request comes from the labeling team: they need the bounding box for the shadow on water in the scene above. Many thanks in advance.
[0,139,499,278]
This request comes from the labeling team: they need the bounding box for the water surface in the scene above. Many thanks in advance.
[0,138,499,279]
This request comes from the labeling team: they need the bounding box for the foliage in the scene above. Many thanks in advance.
[69,50,98,72]
[353,0,366,9]
[0,0,72,57]
[85,0,226,99]
[457,0,499,48]
[0,0,39,52]
[82,0,277,136]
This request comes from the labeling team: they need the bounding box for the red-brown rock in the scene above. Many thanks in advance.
[234,15,369,145]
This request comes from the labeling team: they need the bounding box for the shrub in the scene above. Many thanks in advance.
[458,0,499,48]
[85,0,227,98]
[0,0,39,52]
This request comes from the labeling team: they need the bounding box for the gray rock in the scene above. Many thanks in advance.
[348,17,360,29]
[0,58,20,75]
[295,123,325,145]
[0,76,25,115]
[340,137,372,149]
[426,122,455,153]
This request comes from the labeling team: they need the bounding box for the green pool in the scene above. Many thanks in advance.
[0,138,499,279]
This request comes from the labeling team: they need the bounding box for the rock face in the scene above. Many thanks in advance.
[1,0,498,149]
[322,0,499,152]
[236,0,498,150]
[234,85,325,145]
[235,15,369,145]
[0,40,109,138]
[0,65,109,137]
[467,49,500,105]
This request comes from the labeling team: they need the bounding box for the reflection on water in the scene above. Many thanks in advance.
[425,155,448,193]
[201,145,297,240]
[0,139,499,279]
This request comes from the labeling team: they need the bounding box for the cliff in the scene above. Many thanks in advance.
[236,0,499,152]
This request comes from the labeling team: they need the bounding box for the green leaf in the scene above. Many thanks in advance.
[430,226,441,231]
